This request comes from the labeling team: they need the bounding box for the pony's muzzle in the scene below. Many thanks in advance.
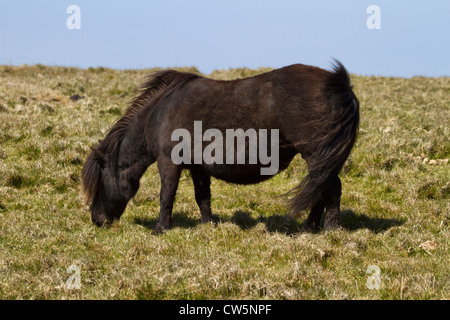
[91,215,112,227]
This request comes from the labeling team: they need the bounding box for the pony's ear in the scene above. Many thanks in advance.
[90,146,105,168]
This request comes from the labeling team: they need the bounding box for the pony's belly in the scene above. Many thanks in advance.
[200,163,276,184]
[195,150,296,185]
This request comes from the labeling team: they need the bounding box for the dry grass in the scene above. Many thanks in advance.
[0,64,448,299]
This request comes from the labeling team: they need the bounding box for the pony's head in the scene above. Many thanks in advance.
[81,70,198,226]
[81,146,139,227]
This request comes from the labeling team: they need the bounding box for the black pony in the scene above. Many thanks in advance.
[82,60,359,234]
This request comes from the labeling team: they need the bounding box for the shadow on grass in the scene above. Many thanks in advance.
[225,210,303,235]
[134,209,405,235]
[133,211,201,230]
[133,210,302,235]
[341,209,405,233]
[226,210,405,235]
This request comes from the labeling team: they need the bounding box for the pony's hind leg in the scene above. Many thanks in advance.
[303,198,325,232]
[302,176,341,232]
[153,158,181,235]
[190,168,213,223]
[323,176,342,230]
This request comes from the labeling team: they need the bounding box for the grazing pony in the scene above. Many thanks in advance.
[82,60,359,234]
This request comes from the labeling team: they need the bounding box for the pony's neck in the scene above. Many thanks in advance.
[116,119,154,179]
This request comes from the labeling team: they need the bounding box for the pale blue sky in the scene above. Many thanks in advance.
[0,0,449,77]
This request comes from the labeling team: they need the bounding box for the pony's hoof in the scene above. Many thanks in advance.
[152,224,170,235]
[200,216,213,224]
[323,222,342,231]
[302,223,320,233]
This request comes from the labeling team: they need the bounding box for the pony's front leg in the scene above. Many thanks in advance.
[190,168,213,223]
[153,159,181,235]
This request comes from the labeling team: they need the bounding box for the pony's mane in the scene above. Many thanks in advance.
[98,70,200,166]
[81,70,200,204]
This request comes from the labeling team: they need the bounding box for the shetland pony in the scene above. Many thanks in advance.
[82,60,359,234]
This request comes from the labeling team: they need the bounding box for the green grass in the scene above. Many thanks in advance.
[0,64,448,299]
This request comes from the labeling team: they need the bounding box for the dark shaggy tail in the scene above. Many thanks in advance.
[289,60,360,216]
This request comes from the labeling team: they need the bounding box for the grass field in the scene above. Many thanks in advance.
[0,64,448,299]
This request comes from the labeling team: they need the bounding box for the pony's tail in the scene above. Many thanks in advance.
[289,59,360,216]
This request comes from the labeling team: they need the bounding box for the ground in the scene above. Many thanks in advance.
[0,64,448,299]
